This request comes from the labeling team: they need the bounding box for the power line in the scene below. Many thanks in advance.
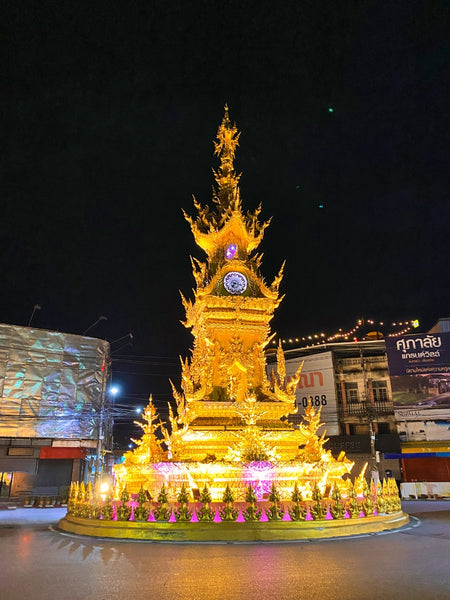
[111,370,178,377]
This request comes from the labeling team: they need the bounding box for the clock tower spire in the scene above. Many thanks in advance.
[170,108,304,462]
[213,104,241,212]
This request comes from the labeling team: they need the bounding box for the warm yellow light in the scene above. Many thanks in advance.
[112,108,357,503]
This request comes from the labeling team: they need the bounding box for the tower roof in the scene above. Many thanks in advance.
[184,107,270,259]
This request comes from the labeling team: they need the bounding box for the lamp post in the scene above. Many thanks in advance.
[83,315,108,336]
[94,408,104,487]
[361,399,377,470]
[27,304,41,326]
[110,332,133,354]
[108,385,119,452]
[360,347,378,479]
[94,382,119,486]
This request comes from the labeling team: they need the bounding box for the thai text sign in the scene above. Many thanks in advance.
[386,332,450,440]
[385,332,450,376]
[285,351,339,435]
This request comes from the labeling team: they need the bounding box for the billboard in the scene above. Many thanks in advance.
[284,351,339,435]
[385,332,450,377]
[0,324,110,440]
[385,332,450,441]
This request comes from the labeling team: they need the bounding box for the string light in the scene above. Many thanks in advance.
[272,318,419,347]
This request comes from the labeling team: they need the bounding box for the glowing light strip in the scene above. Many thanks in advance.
[273,318,419,347]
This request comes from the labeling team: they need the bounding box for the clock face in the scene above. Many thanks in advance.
[223,271,248,295]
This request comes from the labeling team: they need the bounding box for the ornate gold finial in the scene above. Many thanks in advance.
[121,396,168,465]
[276,340,286,384]
[213,105,241,210]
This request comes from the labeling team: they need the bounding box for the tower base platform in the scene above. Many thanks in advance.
[58,511,409,542]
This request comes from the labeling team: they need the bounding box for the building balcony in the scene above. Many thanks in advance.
[338,401,394,419]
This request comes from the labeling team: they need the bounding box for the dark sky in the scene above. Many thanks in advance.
[1,2,449,440]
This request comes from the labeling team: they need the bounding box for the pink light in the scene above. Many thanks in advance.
[359,511,365,518]
[244,461,275,500]
[259,509,268,522]
[325,507,333,520]
[282,510,291,521]
[244,460,274,473]
[305,508,313,521]
[225,243,237,260]
[148,511,155,522]
[236,510,245,523]
[213,509,222,523]
[190,511,199,523]
[168,510,176,523]
[373,508,378,516]
[153,461,182,475]
[344,509,350,519]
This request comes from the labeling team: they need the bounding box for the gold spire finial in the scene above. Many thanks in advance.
[213,105,241,210]
[214,105,240,164]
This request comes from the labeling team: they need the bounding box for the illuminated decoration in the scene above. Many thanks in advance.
[61,475,407,541]
[113,107,356,500]
[117,396,168,469]
[60,108,407,540]
[274,318,420,347]
[225,243,237,260]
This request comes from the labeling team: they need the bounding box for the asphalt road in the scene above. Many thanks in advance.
[1,501,449,600]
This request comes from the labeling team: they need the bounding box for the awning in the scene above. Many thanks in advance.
[40,447,87,459]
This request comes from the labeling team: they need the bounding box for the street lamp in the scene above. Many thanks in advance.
[110,333,133,354]
[106,385,119,453]
[27,304,41,326]
[359,346,379,480]
[361,399,377,472]
[83,315,108,336]
[94,383,119,486]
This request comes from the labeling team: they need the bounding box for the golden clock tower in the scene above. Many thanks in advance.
[166,107,306,461]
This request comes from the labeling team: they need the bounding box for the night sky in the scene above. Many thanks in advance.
[2,2,449,442]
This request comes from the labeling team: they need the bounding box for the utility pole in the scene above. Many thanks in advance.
[94,352,109,487]
[94,406,104,487]
[360,346,378,479]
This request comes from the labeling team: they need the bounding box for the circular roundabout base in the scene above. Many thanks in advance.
[58,511,409,542]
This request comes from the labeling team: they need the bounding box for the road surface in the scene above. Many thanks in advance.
[1,501,449,600]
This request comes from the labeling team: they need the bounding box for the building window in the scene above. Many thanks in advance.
[373,380,388,402]
[377,422,391,434]
[345,382,359,403]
